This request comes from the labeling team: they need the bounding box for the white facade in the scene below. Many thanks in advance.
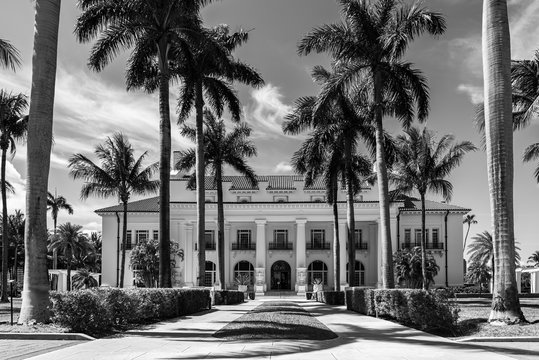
[97,174,469,292]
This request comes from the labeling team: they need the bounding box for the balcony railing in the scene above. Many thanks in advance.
[232,243,256,250]
[121,242,133,250]
[346,242,368,250]
[401,242,444,250]
[205,242,216,250]
[306,242,331,250]
[269,242,293,250]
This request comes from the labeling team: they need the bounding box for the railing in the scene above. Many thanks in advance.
[205,243,216,250]
[306,242,331,250]
[401,242,444,250]
[121,243,133,250]
[232,243,256,250]
[269,242,293,250]
[346,242,368,250]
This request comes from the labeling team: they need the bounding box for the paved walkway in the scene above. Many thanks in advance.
[17,298,539,360]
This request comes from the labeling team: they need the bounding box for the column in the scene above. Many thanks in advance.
[224,223,231,289]
[255,219,266,294]
[339,219,347,290]
[295,219,307,293]
[184,223,194,287]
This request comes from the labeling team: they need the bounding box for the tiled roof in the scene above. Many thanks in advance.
[304,177,326,190]
[264,175,301,190]
[172,174,309,191]
[229,176,259,190]
[399,199,470,213]
[95,197,159,213]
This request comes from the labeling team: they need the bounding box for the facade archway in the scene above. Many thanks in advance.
[234,261,254,285]
[307,260,328,285]
[271,260,291,290]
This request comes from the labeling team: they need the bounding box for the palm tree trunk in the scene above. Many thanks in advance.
[345,138,356,287]
[332,180,340,291]
[52,217,57,269]
[420,193,427,290]
[482,0,524,324]
[216,163,225,289]
[19,0,61,324]
[373,70,394,289]
[195,79,206,287]
[463,224,471,252]
[119,201,128,288]
[1,146,9,302]
[157,39,171,288]
[12,243,18,283]
[66,248,71,291]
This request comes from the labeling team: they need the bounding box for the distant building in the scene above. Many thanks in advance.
[96,172,470,293]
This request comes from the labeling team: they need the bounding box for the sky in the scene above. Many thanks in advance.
[0,0,538,261]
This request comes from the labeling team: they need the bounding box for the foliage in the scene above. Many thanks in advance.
[7,209,24,278]
[393,247,439,289]
[47,191,74,232]
[465,261,491,294]
[212,290,244,305]
[73,232,102,273]
[528,251,539,267]
[130,237,184,288]
[313,291,344,305]
[346,288,460,335]
[0,38,21,71]
[50,288,211,335]
[467,231,521,275]
[71,268,99,290]
[234,274,251,286]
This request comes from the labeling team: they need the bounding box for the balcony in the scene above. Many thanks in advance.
[306,242,331,250]
[269,242,293,250]
[205,242,216,250]
[345,242,368,250]
[232,243,256,250]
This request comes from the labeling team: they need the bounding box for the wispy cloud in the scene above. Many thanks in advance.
[245,84,292,139]
[274,161,293,173]
[457,84,483,105]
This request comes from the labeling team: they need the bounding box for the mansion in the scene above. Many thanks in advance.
[97,171,470,293]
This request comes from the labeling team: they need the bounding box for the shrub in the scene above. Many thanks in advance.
[49,288,210,335]
[316,291,344,305]
[213,290,244,305]
[346,287,459,335]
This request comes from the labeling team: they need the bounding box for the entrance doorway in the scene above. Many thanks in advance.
[271,261,291,290]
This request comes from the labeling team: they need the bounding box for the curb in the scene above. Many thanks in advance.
[0,332,95,340]
[455,336,539,343]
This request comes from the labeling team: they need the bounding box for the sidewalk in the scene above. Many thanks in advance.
[23,298,539,360]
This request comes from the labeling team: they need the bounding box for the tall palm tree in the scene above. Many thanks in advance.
[176,110,258,288]
[48,223,93,291]
[47,191,74,269]
[389,127,476,290]
[72,268,99,290]
[75,0,209,288]
[482,0,524,324]
[19,0,62,324]
[68,133,159,288]
[463,214,478,252]
[0,38,21,71]
[0,91,27,302]
[8,210,25,283]
[528,251,539,267]
[173,25,263,286]
[298,0,446,288]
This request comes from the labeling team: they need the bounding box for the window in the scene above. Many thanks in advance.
[432,228,439,246]
[346,261,365,286]
[311,195,325,202]
[414,229,422,244]
[205,230,216,250]
[404,229,411,246]
[237,196,251,203]
[204,261,216,286]
[234,261,254,285]
[235,230,253,250]
[273,195,288,203]
[307,261,328,285]
[205,197,214,203]
[274,229,288,244]
[310,229,325,248]
[153,230,159,241]
[136,230,149,244]
[123,230,132,250]
[354,229,367,249]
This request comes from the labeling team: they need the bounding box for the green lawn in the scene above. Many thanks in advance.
[213,301,338,340]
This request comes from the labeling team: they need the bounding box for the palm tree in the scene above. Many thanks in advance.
[174,25,263,286]
[283,65,380,289]
[68,133,159,288]
[8,210,24,283]
[19,0,62,324]
[72,268,98,290]
[0,38,21,71]
[0,91,27,302]
[389,127,476,289]
[466,261,491,295]
[176,110,258,289]
[298,0,446,288]
[528,251,539,267]
[48,223,93,291]
[482,0,524,323]
[47,191,74,269]
[75,0,209,288]
[463,214,478,252]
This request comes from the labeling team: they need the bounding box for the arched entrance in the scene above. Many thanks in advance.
[271,261,291,290]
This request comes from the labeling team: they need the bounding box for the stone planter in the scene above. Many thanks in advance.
[238,285,248,292]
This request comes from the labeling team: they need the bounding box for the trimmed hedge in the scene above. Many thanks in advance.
[346,287,459,334]
[50,288,211,335]
[212,290,245,305]
[313,291,345,305]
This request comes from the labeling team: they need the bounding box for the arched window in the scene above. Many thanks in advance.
[307,260,328,285]
[204,261,216,286]
[234,261,254,285]
[346,261,365,286]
